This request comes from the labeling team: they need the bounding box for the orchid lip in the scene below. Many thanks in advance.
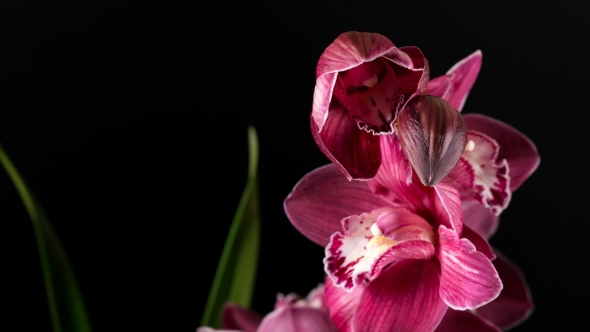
[324,207,437,291]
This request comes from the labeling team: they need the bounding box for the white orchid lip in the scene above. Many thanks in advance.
[324,207,436,291]
[450,130,511,216]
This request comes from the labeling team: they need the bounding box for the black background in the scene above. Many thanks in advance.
[1,2,586,331]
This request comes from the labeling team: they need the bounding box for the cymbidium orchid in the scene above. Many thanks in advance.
[424,50,540,217]
[311,31,430,180]
[198,285,337,332]
[285,135,505,331]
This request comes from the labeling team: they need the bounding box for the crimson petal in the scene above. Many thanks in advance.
[475,249,534,330]
[425,50,482,112]
[312,103,382,180]
[434,309,500,332]
[222,303,263,332]
[284,164,389,246]
[438,225,502,310]
[324,276,366,332]
[352,259,448,332]
[463,113,539,191]
[462,199,499,240]
[257,306,337,332]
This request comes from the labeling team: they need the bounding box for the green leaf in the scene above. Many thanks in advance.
[200,126,261,328]
[0,143,93,332]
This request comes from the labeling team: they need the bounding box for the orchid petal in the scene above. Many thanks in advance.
[434,309,500,332]
[368,135,461,233]
[423,75,451,100]
[397,46,431,98]
[284,164,389,246]
[303,284,326,309]
[453,131,511,215]
[352,259,448,332]
[426,50,482,112]
[275,284,326,310]
[397,95,467,186]
[368,135,414,198]
[222,303,262,332]
[324,276,366,332]
[475,249,534,331]
[434,180,464,235]
[461,225,495,260]
[197,327,241,332]
[313,32,428,131]
[368,135,429,212]
[324,207,435,290]
[311,103,382,180]
[463,113,539,191]
[462,200,499,240]
[438,225,502,310]
[257,306,337,332]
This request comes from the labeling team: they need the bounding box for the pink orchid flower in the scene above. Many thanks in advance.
[198,284,337,332]
[424,50,540,217]
[285,134,506,331]
[324,248,533,332]
[311,31,430,181]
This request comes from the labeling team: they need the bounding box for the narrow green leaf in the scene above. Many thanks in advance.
[0,143,93,332]
[200,126,261,328]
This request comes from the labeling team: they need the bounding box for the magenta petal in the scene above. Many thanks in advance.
[462,199,499,240]
[222,303,262,332]
[313,32,426,131]
[438,225,502,310]
[324,276,365,332]
[352,259,448,332]
[369,135,462,233]
[257,306,337,332]
[424,75,451,99]
[441,50,482,112]
[434,309,500,332]
[197,328,241,332]
[311,104,382,180]
[434,180,464,235]
[368,135,431,211]
[284,164,389,246]
[463,113,540,191]
[461,225,495,260]
[475,249,534,330]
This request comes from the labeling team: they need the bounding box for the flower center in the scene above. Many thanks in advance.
[341,60,403,134]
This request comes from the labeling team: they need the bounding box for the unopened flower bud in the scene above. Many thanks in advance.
[396,95,467,186]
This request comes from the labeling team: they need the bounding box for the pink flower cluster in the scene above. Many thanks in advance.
[285,31,540,331]
[201,31,539,332]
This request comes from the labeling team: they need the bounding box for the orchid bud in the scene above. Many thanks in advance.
[396,95,467,186]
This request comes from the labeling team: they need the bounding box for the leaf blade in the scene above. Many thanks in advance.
[200,126,261,328]
[0,143,93,332]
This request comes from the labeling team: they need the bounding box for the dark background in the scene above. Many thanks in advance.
[1,2,585,331]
